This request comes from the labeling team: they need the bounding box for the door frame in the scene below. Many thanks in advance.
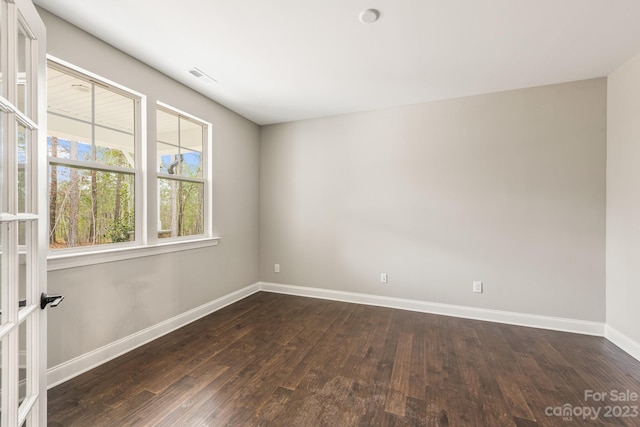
[0,0,47,425]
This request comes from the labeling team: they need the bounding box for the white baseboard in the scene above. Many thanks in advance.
[258,282,605,337]
[605,325,640,362]
[47,283,260,389]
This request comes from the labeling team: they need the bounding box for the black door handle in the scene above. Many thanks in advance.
[41,293,64,309]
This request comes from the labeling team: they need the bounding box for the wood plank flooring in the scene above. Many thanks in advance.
[48,292,640,426]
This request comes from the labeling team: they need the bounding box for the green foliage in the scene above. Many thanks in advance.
[49,145,137,248]
[105,212,134,243]
[158,178,204,238]
[49,138,204,248]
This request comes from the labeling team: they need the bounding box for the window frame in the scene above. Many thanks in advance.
[46,57,144,253]
[46,57,218,272]
[155,101,212,243]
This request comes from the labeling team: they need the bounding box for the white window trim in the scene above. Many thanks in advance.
[47,237,220,271]
[45,57,220,271]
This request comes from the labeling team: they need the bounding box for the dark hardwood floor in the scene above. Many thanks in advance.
[48,292,640,426]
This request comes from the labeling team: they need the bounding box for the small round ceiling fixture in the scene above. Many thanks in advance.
[359,8,380,24]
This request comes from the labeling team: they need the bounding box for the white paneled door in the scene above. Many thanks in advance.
[0,0,47,426]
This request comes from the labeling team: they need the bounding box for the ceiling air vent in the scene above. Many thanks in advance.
[188,67,217,84]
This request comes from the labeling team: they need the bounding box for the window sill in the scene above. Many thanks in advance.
[47,237,221,271]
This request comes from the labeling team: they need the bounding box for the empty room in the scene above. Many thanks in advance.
[0,0,639,425]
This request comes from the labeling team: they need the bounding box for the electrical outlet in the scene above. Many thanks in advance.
[274,264,280,273]
[380,273,388,283]
[473,281,483,293]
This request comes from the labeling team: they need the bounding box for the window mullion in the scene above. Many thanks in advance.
[91,82,96,161]
[156,172,204,184]
[48,157,135,175]
[177,114,181,175]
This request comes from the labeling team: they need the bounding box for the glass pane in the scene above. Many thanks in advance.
[94,126,134,167]
[17,123,29,213]
[0,113,4,213]
[0,6,3,98]
[17,24,31,116]
[157,108,179,146]
[47,132,91,161]
[0,4,6,97]
[47,67,92,161]
[0,340,3,416]
[158,178,204,238]
[0,224,3,326]
[47,66,136,169]
[49,166,135,249]
[18,222,26,246]
[179,117,203,178]
[157,109,204,178]
[18,221,30,316]
[158,142,180,175]
[18,321,28,405]
[95,85,135,168]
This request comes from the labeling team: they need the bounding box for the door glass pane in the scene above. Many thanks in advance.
[49,166,135,248]
[1,113,4,212]
[158,178,204,238]
[17,23,31,116]
[0,341,3,412]
[17,123,29,213]
[18,221,29,313]
[0,224,3,326]
[18,321,29,408]
[0,6,3,97]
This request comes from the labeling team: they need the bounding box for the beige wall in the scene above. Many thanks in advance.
[40,5,615,369]
[40,9,260,367]
[260,79,607,321]
[606,54,640,346]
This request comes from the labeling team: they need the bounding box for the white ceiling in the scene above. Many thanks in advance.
[34,0,640,125]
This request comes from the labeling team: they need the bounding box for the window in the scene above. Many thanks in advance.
[47,61,141,250]
[45,58,217,269]
[156,104,209,239]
